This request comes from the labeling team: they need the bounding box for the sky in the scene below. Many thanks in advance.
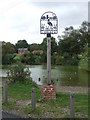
[0,0,89,45]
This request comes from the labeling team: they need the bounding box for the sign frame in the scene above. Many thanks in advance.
[40,11,58,34]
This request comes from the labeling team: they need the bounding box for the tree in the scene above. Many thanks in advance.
[51,37,57,55]
[41,38,47,53]
[2,41,15,55]
[29,43,41,52]
[40,36,57,63]
[15,40,29,52]
[57,21,89,65]
[34,55,41,64]
[2,41,15,64]
[79,43,89,71]
[58,26,81,56]
[78,21,88,52]
[41,37,57,55]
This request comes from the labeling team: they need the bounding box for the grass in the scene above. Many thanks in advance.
[2,80,88,118]
[24,107,42,117]
[2,101,17,110]
[2,80,41,101]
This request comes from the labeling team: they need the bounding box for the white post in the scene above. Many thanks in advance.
[47,34,51,85]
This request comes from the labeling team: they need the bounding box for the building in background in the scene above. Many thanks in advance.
[32,50,44,54]
[18,48,29,55]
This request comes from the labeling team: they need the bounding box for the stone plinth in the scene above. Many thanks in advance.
[42,85,56,100]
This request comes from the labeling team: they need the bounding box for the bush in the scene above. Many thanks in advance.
[2,54,14,65]
[79,44,89,71]
[13,55,21,62]
[79,56,88,71]
[7,62,31,83]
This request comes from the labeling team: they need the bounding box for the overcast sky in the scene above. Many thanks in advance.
[0,0,89,45]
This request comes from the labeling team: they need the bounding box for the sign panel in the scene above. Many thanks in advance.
[40,11,58,34]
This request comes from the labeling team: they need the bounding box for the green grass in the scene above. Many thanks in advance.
[24,107,42,116]
[28,92,88,118]
[74,94,88,117]
[36,92,88,118]
[2,80,41,101]
[2,101,18,110]
[2,81,88,118]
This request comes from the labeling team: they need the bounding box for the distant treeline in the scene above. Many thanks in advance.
[2,21,90,70]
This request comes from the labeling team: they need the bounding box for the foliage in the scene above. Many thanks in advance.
[55,55,62,65]
[2,54,15,65]
[57,21,88,65]
[79,43,90,71]
[41,53,47,63]
[20,53,35,65]
[13,54,21,62]
[29,43,41,52]
[51,37,57,55]
[7,62,30,83]
[15,40,29,52]
[2,21,89,66]
[2,41,15,64]
[20,53,30,64]
[34,55,41,64]
[40,36,58,64]
[2,41,15,55]
[41,36,57,55]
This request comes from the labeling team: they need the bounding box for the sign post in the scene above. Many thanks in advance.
[40,11,58,85]
[47,33,51,85]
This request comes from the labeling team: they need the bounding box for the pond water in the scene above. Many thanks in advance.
[1,65,88,87]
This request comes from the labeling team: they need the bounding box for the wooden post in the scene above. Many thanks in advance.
[3,80,7,103]
[31,88,36,111]
[47,33,51,85]
[70,92,75,118]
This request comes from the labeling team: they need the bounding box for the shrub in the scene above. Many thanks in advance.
[79,44,89,71]
[7,62,31,83]
[13,55,21,62]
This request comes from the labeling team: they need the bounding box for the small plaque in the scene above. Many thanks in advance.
[40,11,58,34]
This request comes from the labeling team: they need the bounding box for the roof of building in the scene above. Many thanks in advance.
[18,48,28,50]
[32,50,44,54]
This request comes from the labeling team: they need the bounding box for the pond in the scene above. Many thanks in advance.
[1,65,88,87]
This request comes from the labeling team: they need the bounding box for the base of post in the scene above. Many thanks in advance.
[42,85,56,100]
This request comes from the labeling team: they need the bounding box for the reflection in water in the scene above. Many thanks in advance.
[1,65,88,86]
[29,65,88,87]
